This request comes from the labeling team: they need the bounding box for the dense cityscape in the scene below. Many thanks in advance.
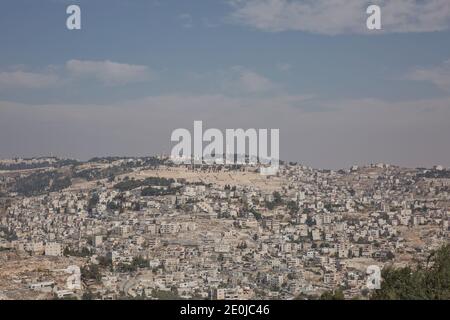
[0,156,449,300]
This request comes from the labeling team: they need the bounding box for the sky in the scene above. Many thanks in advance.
[1,0,450,169]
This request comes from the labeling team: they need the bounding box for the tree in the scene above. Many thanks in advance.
[305,216,316,227]
[265,201,276,210]
[82,290,97,300]
[151,289,181,300]
[88,194,99,210]
[64,246,91,257]
[287,201,299,214]
[320,289,345,300]
[371,245,450,300]
[273,191,282,204]
[81,264,102,282]
[98,255,113,268]
[250,209,262,221]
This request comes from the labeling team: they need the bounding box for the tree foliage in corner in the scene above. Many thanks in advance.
[320,289,345,300]
[372,244,450,300]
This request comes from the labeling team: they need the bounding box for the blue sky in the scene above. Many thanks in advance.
[1,0,450,168]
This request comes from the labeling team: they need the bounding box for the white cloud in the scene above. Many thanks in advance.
[407,59,450,91]
[228,0,450,35]
[0,71,60,89]
[179,13,193,28]
[238,70,274,93]
[229,67,276,93]
[66,60,151,85]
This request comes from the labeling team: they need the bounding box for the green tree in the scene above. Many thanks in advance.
[320,289,345,300]
[81,264,102,282]
[371,245,450,300]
